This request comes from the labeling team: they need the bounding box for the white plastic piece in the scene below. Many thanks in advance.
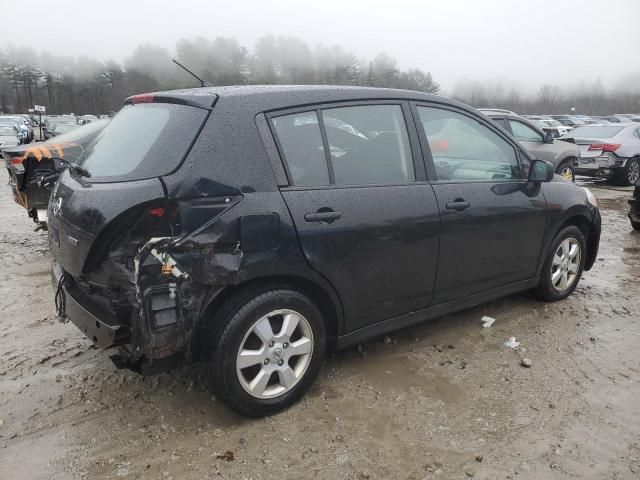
[36,209,48,223]
[504,337,520,349]
[481,316,495,328]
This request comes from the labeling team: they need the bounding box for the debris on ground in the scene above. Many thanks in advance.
[521,358,532,368]
[504,337,520,349]
[481,316,496,328]
[215,451,235,461]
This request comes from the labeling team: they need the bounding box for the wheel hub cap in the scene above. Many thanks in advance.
[629,160,639,184]
[551,238,581,292]
[272,347,283,361]
[236,309,314,399]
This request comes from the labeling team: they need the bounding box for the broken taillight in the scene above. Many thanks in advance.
[148,207,165,217]
[588,143,621,152]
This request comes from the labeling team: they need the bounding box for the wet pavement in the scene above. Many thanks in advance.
[1,168,638,479]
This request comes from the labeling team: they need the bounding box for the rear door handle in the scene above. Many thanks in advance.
[445,199,470,212]
[304,210,341,223]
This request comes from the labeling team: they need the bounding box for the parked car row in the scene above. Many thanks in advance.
[480,109,640,186]
[0,114,34,144]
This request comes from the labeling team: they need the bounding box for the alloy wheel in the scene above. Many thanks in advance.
[627,159,640,185]
[559,165,574,181]
[551,238,581,292]
[235,309,314,399]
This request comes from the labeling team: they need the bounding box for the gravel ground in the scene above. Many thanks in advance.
[1,167,639,479]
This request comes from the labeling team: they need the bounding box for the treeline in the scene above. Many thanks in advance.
[452,75,640,115]
[0,36,439,115]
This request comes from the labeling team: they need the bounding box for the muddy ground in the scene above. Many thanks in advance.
[1,167,639,479]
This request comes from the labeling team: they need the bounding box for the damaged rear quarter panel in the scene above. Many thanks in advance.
[158,97,345,338]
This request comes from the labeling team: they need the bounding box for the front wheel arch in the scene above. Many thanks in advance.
[556,157,576,182]
[538,213,597,277]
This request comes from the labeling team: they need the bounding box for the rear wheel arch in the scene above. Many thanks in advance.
[196,274,342,354]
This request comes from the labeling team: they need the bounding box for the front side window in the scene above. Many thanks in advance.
[509,120,543,142]
[417,106,520,182]
[322,105,414,185]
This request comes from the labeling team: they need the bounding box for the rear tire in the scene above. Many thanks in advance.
[556,159,575,182]
[206,286,326,417]
[534,226,586,302]
[613,157,640,186]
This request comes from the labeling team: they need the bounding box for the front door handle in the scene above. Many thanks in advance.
[304,210,341,223]
[445,199,470,212]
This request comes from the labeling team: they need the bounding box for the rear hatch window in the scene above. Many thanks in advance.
[76,102,208,182]
[566,126,624,138]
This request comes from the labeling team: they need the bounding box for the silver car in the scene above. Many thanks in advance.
[481,110,581,181]
[0,125,20,150]
[563,124,640,185]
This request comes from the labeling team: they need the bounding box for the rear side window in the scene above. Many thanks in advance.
[77,103,207,182]
[271,112,329,187]
[323,105,413,185]
[417,106,520,182]
[272,104,414,187]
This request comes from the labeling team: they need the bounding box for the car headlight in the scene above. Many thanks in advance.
[583,187,597,208]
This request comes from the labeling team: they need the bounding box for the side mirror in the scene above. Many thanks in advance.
[528,159,554,183]
[543,132,554,143]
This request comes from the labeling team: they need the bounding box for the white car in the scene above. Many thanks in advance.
[0,125,20,149]
[526,116,573,137]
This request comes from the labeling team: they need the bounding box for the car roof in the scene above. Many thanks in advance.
[135,85,472,114]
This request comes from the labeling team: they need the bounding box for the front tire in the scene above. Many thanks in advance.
[534,226,586,302]
[556,159,575,182]
[207,286,326,417]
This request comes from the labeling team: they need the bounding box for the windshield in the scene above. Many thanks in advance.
[565,126,624,138]
[76,102,208,182]
[49,118,76,125]
[45,119,109,145]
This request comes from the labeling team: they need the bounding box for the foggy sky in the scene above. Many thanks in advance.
[1,0,638,92]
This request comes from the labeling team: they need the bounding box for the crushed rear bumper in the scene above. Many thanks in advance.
[52,260,130,349]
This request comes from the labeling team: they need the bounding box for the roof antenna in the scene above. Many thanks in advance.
[172,58,212,87]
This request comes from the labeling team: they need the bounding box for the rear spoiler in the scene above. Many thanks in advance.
[124,93,217,110]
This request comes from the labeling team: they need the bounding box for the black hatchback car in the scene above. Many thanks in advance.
[48,86,601,416]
